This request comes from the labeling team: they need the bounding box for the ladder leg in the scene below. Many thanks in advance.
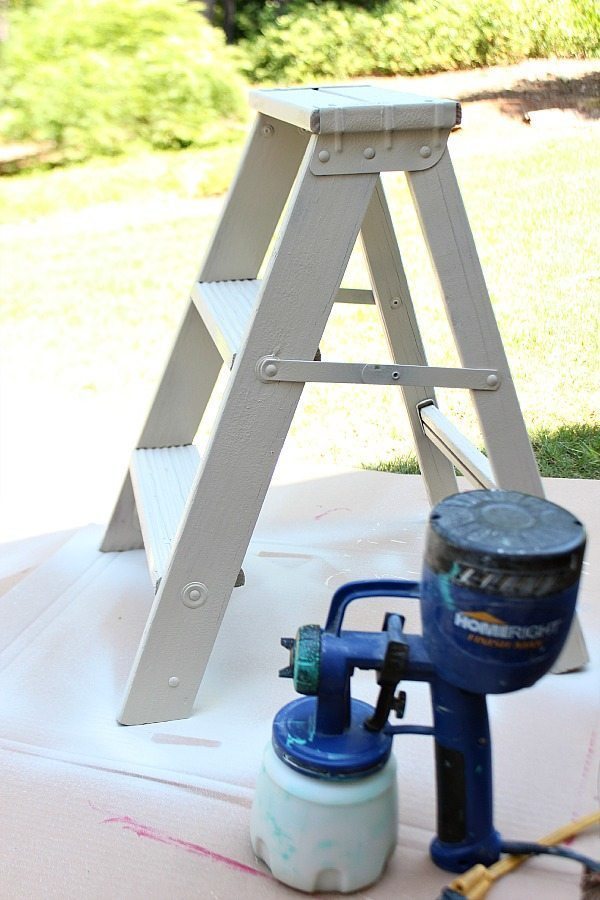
[101,118,309,552]
[100,474,142,552]
[407,150,587,671]
[406,148,542,496]
[199,114,310,281]
[119,146,379,724]
[361,177,458,505]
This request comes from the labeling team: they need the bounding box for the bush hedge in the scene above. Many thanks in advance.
[1,0,598,169]
[0,0,246,163]
[242,0,600,83]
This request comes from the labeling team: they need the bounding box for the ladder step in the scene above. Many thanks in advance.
[191,279,260,368]
[191,280,375,367]
[250,85,459,134]
[130,445,201,591]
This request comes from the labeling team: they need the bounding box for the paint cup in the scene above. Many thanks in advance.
[250,742,397,893]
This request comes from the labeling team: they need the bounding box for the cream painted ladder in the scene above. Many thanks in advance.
[101,85,588,725]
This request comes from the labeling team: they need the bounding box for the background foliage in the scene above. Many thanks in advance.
[241,0,600,82]
[0,0,246,163]
[1,0,597,478]
[0,0,598,163]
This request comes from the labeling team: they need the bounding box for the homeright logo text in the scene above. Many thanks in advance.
[453,611,563,641]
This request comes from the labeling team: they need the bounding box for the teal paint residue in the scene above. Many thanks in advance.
[266,811,296,859]
[438,563,461,610]
[317,839,335,850]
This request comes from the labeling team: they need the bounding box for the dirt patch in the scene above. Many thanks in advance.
[377,58,600,127]
[459,69,599,121]
[366,58,600,153]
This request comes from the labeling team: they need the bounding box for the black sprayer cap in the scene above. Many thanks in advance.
[425,490,586,598]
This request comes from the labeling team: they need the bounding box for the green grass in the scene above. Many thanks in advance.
[1,121,598,479]
[530,423,600,479]
[0,136,246,224]
[367,424,600,479]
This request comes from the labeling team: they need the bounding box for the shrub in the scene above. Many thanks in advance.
[242,0,600,83]
[527,0,600,57]
[243,4,378,82]
[0,0,247,163]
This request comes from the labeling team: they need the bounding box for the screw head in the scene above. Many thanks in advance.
[182,582,208,609]
[318,149,330,163]
[168,676,180,688]
[420,145,432,158]
[363,147,376,160]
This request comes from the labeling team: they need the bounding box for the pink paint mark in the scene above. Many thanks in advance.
[103,814,270,880]
[314,507,351,521]
[257,550,313,560]
[151,734,221,748]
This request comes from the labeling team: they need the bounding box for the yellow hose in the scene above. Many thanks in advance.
[447,810,600,900]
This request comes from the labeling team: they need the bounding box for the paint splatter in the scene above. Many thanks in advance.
[566,727,599,844]
[314,507,351,521]
[103,814,270,880]
[437,563,461,610]
[257,551,314,560]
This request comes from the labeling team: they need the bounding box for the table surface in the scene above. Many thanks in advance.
[0,471,598,899]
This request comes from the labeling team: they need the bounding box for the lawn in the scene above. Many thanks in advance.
[1,117,598,485]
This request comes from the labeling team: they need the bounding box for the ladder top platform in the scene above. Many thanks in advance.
[249,84,461,135]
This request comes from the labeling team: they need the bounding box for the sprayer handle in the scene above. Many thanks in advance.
[324,579,420,635]
[430,678,501,872]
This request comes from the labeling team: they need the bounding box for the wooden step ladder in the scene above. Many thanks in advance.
[102,85,587,725]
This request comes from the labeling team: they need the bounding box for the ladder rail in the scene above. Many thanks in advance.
[406,150,543,496]
[361,177,459,505]
[118,139,379,725]
[101,116,309,553]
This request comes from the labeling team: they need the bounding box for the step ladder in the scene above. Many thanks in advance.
[102,84,588,726]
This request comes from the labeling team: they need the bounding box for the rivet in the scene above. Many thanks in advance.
[318,150,330,163]
[168,676,180,688]
[486,374,499,387]
[263,362,278,378]
[182,582,208,609]
[420,145,432,158]
[390,297,401,308]
[391,371,400,381]
[363,147,376,160]
[262,124,274,137]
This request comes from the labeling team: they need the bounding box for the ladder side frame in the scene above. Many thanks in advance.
[360,177,459,505]
[406,149,542,495]
[406,148,588,671]
[101,116,309,552]
[119,141,379,724]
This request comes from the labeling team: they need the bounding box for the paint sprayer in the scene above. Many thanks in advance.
[250,489,588,893]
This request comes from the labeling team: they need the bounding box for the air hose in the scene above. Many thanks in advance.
[439,810,600,899]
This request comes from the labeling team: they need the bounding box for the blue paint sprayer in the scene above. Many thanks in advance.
[250,490,587,893]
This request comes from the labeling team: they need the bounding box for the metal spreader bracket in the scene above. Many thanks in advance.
[257,357,500,390]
